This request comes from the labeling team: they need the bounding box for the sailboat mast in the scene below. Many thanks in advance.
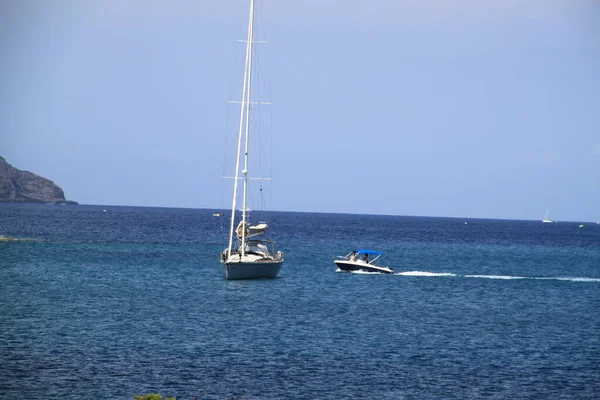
[240,0,255,256]
[227,0,255,259]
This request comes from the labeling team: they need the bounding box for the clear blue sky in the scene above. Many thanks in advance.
[1,0,599,221]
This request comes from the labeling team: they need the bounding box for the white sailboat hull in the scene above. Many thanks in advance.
[223,259,283,280]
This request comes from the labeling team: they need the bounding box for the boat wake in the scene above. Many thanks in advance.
[393,271,600,283]
[336,267,600,282]
[464,274,526,280]
[397,271,457,277]
[552,277,600,282]
[464,275,600,282]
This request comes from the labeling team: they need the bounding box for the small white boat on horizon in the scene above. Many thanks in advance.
[543,208,553,223]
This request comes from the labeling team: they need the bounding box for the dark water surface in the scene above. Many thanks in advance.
[1,204,599,399]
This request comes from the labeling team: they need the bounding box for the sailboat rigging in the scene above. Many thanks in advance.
[220,0,284,280]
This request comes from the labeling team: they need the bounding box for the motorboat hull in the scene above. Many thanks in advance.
[223,260,283,280]
[334,260,394,275]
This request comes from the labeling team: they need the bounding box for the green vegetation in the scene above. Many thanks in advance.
[133,394,175,400]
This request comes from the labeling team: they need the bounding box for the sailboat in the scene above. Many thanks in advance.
[220,0,284,280]
[542,208,553,223]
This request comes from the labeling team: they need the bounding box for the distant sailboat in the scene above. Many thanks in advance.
[219,0,284,280]
[542,209,553,223]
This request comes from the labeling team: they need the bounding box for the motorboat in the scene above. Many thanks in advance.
[334,250,394,274]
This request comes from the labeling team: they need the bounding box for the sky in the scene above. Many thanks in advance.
[1,0,599,221]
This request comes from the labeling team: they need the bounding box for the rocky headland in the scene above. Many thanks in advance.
[0,156,78,204]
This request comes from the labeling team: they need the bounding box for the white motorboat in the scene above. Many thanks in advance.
[335,250,394,274]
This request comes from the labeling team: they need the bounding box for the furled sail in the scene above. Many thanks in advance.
[236,220,248,239]
[248,223,268,238]
[236,221,268,239]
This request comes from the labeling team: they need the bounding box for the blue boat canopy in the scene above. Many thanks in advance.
[354,250,382,255]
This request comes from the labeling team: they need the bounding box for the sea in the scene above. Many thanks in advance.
[1,203,599,400]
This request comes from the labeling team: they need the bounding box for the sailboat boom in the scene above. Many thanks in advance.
[222,176,272,180]
[228,101,272,105]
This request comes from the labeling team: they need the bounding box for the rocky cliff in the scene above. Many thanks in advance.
[0,156,77,204]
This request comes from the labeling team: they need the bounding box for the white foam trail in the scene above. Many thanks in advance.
[465,275,527,280]
[397,271,457,277]
[337,268,600,282]
[541,277,600,283]
[465,275,600,282]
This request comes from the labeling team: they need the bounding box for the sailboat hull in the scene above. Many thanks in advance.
[223,260,283,280]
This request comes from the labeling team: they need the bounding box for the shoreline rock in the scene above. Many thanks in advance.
[0,156,78,205]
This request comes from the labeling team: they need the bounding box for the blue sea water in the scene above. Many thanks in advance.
[1,203,599,399]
